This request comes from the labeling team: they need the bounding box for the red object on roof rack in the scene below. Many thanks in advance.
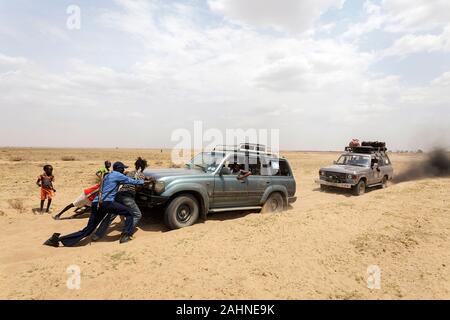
[349,139,360,147]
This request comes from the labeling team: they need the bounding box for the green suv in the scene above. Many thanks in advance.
[137,144,297,230]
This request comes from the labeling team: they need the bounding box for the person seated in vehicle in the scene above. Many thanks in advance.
[229,163,251,180]
[371,158,380,171]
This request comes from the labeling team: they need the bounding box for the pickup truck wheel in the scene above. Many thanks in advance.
[381,175,388,188]
[353,180,366,196]
[320,184,328,191]
[164,194,199,230]
[262,192,284,213]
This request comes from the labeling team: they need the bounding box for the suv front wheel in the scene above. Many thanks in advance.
[353,180,366,196]
[164,194,200,229]
[262,192,284,213]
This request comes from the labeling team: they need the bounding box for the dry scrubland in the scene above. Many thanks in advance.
[0,148,449,299]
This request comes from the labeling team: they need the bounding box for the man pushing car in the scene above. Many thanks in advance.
[43,161,150,247]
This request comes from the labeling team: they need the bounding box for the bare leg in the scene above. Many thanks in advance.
[53,203,75,220]
[40,200,45,213]
[46,199,52,213]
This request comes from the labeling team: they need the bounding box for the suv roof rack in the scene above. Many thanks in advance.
[213,143,277,156]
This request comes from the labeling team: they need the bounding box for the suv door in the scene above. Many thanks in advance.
[379,154,393,179]
[212,154,249,208]
[246,155,268,205]
[369,156,382,184]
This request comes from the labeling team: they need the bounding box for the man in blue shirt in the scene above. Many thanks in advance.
[44,161,146,247]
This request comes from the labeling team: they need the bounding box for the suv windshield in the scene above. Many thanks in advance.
[336,154,370,167]
[187,152,226,172]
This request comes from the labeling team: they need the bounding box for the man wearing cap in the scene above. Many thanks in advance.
[92,157,150,241]
[43,161,146,247]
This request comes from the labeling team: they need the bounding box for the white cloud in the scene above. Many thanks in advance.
[431,71,450,87]
[208,0,344,33]
[401,71,450,105]
[343,0,450,60]
[363,0,381,15]
[0,53,27,66]
[253,39,375,92]
[344,0,450,39]
[381,26,450,57]
[0,0,449,150]
[35,21,70,42]
[382,0,450,33]
[342,14,385,40]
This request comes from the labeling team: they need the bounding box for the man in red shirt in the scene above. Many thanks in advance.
[53,184,100,220]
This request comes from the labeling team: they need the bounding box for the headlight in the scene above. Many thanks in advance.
[347,174,357,179]
[319,171,325,176]
[153,181,165,194]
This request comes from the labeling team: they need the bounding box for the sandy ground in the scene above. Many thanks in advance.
[0,148,449,299]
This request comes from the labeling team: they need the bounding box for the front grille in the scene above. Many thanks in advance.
[322,171,347,183]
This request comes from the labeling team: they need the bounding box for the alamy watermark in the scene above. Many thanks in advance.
[170,121,280,165]
[367,265,381,290]
[66,5,81,30]
[66,264,81,290]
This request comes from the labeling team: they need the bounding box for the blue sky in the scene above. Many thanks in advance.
[0,0,449,151]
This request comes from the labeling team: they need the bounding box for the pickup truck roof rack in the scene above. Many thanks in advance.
[345,141,387,154]
[345,146,387,154]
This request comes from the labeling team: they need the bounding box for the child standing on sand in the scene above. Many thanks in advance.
[36,164,56,214]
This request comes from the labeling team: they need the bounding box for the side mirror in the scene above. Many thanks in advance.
[333,160,337,164]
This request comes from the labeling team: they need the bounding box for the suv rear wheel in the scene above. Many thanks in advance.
[262,192,284,213]
[164,194,199,229]
[353,180,366,196]
[381,175,389,188]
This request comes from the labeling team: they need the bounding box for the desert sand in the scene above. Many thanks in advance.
[0,148,449,299]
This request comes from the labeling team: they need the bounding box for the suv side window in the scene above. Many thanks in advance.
[222,154,246,175]
[248,156,261,175]
[279,159,291,176]
[260,157,277,176]
[378,154,391,166]
[260,157,291,176]
[371,156,380,167]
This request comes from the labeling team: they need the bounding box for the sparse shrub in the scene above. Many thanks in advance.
[8,199,25,213]
[10,156,23,162]
[61,156,76,161]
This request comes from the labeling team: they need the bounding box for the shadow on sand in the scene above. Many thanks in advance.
[312,185,381,197]
[51,205,283,246]
[32,208,51,214]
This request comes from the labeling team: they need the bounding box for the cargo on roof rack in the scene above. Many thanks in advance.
[345,141,387,153]
[345,146,387,153]
[361,141,386,148]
